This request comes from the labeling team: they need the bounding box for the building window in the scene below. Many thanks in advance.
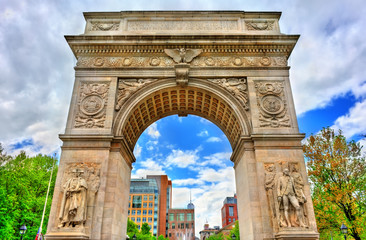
[128,210,130,215]
[169,233,171,237]
[148,210,152,215]
[169,213,174,221]
[149,195,153,201]
[131,217,135,221]
[186,223,189,229]
[229,206,234,216]
[137,225,140,230]
[143,210,147,215]
[229,218,231,223]
[128,202,131,208]
[132,196,142,208]
[148,217,152,222]
[149,202,153,207]
[144,195,148,201]
[180,223,184,229]
[177,213,185,221]
[222,208,225,217]
[137,217,141,222]
[137,210,141,215]
[143,217,146,222]
[191,223,194,228]
[132,210,136,215]
[186,213,192,221]
[172,223,175,229]
[143,202,147,207]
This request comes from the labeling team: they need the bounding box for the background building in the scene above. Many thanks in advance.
[221,195,238,228]
[128,178,159,235]
[199,223,219,240]
[128,175,172,237]
[167,201,195,240]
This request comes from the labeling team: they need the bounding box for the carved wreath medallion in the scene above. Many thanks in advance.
[255,81,290,128]
[74,82,110,129]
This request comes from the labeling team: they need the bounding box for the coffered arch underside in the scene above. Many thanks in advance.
[114,80,251,150]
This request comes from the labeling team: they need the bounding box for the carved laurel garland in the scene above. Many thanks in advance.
[115,79,159,110]
[76,56,287,68]
[90,21,120,31]
[74,82,110,128]
[245,20,275,31]
[254,81,290,128]
[207,78,249,111]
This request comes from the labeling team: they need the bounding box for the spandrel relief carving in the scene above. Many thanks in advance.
[255,81,290,128]
[207,78,249,111]
[115,79,158,110]
[74,82,109,128]
[58,163,101,230]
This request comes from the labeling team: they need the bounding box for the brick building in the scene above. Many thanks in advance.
[167,207,195,240]
[221,195,238,228]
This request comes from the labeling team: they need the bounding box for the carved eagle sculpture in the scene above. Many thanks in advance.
[164,48,203,63]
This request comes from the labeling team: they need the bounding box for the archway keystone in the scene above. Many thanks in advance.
[46,11,319,240]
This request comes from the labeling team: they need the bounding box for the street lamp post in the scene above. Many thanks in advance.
[231,233,236,240]
[340,223,348,240]
[19,224,27,240]
[132,234,137,240]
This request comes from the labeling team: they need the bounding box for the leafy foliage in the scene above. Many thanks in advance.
[229,221,240,240]
[127,219,160,240]
[207,233,224,240]
[0,145,57,240]
[304,127,366,240]
[157,234,169,240]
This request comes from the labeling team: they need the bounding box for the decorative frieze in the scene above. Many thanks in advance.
[255,81,290,128]
[207,78,249,111]
[74,82,110,128]
[76,56,287,68]
[115,79,158,110]
[126,20,239,32]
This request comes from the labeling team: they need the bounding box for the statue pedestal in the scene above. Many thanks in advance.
[275,228,319,240]
[45,231,89,240]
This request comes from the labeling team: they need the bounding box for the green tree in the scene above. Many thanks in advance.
[304,127,366,240]
[207,233,224,240]
[157,234,169,240]
[140,222,151,235]
[127,218,139,238]
[0,147,57,239]
[228,221,240,240]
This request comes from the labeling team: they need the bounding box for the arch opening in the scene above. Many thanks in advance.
[115,85,248,151]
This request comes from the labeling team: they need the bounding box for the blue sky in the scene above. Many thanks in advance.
[1,0,366,236]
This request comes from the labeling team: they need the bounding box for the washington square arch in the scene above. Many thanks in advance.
[45,11,320,240]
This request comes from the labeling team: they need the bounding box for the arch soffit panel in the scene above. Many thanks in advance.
[113,78,251,150]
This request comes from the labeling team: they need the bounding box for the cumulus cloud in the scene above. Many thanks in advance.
[132,158,166,178]
[197,130,209,137]
[173,178,205,186]
[200,152,232,168]
[331,100,366,138]
[134,144,142,158]
[206,137,222,143]
[166,149,200,168]
[147,123,161,139]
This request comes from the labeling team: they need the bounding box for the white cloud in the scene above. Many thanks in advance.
[147,123,161,139]
[132,158,166,178]
[331,100,366,138]
[197,167,234,183]
[166,149,200,168]
[134,144,142,158]
[197,130,209,137]
[206,137,222,143]
[200,152,232,168]
[172,178,205,186]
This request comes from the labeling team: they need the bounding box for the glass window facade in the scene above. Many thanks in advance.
[186,213,192,221]
[229,206,234,216]
[132,196,142,208]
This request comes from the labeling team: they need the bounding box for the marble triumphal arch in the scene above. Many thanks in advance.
[46,11,319,240]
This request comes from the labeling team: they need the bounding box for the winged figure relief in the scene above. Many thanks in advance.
[164,48,203,63]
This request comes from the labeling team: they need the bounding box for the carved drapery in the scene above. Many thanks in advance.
[255,81,290,128]
[207,78,249,111]
[245,20,275,31]
[58,163,101,230]
[74,82,110,129]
